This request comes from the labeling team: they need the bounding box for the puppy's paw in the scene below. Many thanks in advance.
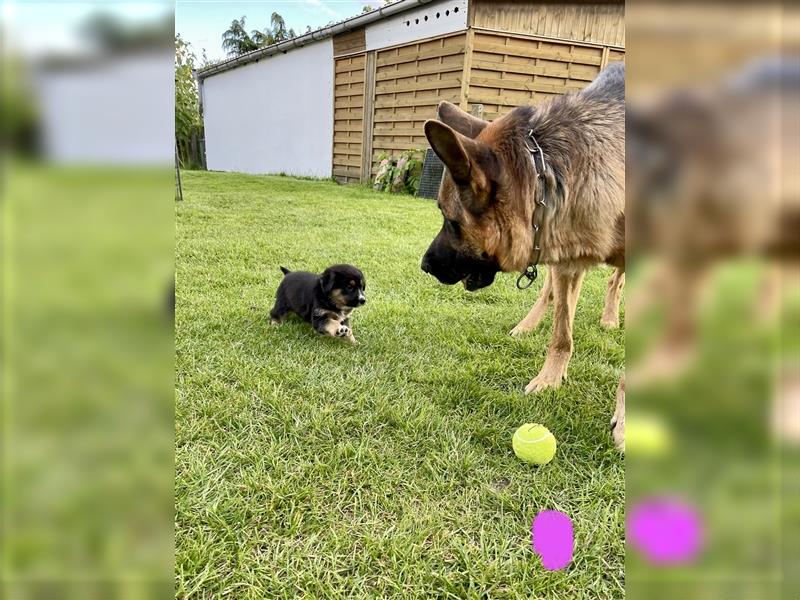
[270,318,281,326]
[335,324,351,338]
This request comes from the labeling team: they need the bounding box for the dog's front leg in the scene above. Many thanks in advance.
[611,374,625,451]
[312,311,346,338]
[510,268,553,336]
[600,266,625,329]
[525,266,585,393]
[340,318,357,345]
[312,311,355,343]
[628,261,706,385]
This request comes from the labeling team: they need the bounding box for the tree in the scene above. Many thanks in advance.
[221,16,258,57]
[362,5,374,13]
[251,12,296,47]
[1,56,39,156]
[222,12,296,57]
[267,12,295,43]
[250,27,272,48]
[81,11,173,52]
[175,35,203,168]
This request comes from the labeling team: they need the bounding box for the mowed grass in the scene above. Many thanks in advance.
[175,171,624,599]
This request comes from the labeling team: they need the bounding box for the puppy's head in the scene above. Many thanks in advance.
[320,264,366,309]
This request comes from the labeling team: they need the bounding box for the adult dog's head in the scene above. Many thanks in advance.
[420,102,537,291]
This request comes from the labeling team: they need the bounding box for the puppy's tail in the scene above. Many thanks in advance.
[279,266,291,276]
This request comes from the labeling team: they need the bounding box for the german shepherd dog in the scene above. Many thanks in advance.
[626,57,798,385]
[421,62,626,444]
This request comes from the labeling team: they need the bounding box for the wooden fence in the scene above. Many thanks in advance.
[471,1,625,48]
[330,25,624,184]
[370,32,467,175]
[333,54,366,183]
[466,29,624,120]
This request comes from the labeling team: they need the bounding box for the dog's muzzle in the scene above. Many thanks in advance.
[421,252,499,291]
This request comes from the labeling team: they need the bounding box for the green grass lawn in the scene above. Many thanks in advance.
[175,171,624,599]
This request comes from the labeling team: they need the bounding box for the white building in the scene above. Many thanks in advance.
[35,52,174,166]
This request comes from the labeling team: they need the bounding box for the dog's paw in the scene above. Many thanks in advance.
[628,342,695,386]
[510,313,548,336]
[335,324,351,338]
[600,316,620,329]
[510,323,533,337]
[270,318,281,326]
[524,374,563,394]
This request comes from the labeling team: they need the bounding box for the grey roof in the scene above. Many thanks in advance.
[196,0,436,80]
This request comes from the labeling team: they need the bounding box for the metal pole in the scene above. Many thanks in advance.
[175,141,184,202]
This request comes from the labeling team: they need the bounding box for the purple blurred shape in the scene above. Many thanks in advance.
[532,510,574,571]
[628,498,704,564]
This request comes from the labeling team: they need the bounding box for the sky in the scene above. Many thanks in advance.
[3,1,173,57]
[176,1,388,62]
[1,1,385,61]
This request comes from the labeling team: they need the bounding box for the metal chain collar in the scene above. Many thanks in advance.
[516,130,552,289]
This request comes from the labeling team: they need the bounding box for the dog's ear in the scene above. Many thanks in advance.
[319,270,336,295]
[424,120,498,212]
[425,120,471,183]
[437,101,488,138]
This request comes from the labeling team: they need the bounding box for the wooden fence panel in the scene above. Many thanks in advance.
[466,30,624,120]
[333,54,366,183]
[333,28,366,57]
[370,32,467,175]
[470,1,625,48]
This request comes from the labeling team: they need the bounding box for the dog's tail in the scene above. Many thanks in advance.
[279,266,291,276]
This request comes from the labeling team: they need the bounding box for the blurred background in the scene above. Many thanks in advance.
[625,1,798,599]
[1,0,797,598]
[2,1,175,598]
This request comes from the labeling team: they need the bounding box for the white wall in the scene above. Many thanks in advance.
[366,0,467,51]
[202,39,334,177]
[35,53,173,165]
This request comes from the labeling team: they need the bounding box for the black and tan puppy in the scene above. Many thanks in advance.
[270,264,366,344]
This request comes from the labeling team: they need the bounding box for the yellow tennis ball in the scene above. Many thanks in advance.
[626,414,672,457]
[512,423,557,465]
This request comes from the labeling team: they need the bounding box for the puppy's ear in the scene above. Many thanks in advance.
[319,270,335,295]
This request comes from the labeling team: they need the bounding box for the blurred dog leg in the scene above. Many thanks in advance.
[625,262,666,327]
[774,366,800,446]
[753,262,784,324]
[629,261,709,385]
